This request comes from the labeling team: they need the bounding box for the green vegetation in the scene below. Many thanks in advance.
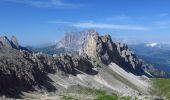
[64,86,138,100]
[61,95,77,100]
[95,94,118,100]
[152,78,170,97]
[77,86,107,95]
[120,96,132,100]
[95,94,134,100]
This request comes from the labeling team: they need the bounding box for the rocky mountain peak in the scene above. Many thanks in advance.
[0,35,31,52]
[0,36,12,48]
[101,34,112,42]
[11,36,19,49]
[0,35,20,49]
[80,33,121,65]
[56,29,98,51]
[80,32,151,76]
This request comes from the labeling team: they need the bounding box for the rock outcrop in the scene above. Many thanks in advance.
[0,36,31,52]
[0,36,12,48]
[11,36,20,49]
[116,43,152,76]
[80,33,151,76]
[0,39,97,97]
[80,33,121,65]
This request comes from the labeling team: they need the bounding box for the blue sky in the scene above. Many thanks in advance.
[0,0,170,45]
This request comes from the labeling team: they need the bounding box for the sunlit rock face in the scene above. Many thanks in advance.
[0,36,31,53]
[0,36,13,48]
[80,33,121,65]
[80,32,152,77]
[0,36,20,49]
[56,29,98,51]
[11,36,20,49]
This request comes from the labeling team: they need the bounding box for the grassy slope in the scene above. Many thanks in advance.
[61,86,134,100]
[152,78,170,97]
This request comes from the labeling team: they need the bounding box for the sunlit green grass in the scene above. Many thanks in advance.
[95,94,134,100]
[77,86,106,95]
[152,78,170,97]
[95,94,118,100]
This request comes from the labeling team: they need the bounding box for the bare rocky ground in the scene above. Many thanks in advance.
[0,61,151,100]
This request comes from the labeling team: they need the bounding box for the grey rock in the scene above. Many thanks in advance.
[80,33,152,77]
[56,29,98,51]
[0,36,31,52]
[0,46,97,98]
[152,96,163,100]
[11,36,19,49]
[0,36,12,48]
[30,29,99,55]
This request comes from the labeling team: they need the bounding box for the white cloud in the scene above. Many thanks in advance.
[2,0,82,8]
[72,22,149,31]
[154,20,170,29]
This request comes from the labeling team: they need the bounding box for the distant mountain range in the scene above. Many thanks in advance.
[145,42,170,50]
[129,43,170,72]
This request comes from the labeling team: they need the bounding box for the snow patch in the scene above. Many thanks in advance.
[146,43,158,47]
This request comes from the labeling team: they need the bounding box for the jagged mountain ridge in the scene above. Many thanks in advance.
[0,32,153,99]
[35,29,153,77]
[129,43,170,73]
[42,30,166,77]
[80,32,151,77]
[0,43,98,97]
[0,36,31,52]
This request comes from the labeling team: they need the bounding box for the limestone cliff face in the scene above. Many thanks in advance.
[80,33,151,76]
[0,36,31,53]
[0,36,12,48]
[11,36,20,49]
[56,29,98,51]
[79,32,98,58]
[80,33,122,65]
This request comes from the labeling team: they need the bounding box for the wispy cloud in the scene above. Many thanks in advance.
[154,20,170,26]
[2,0,82,8]
[72,22,149,31]
[47,19,149,31]
[159,13,169,17]
[107,15,131,21]
[154,20,170,29]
